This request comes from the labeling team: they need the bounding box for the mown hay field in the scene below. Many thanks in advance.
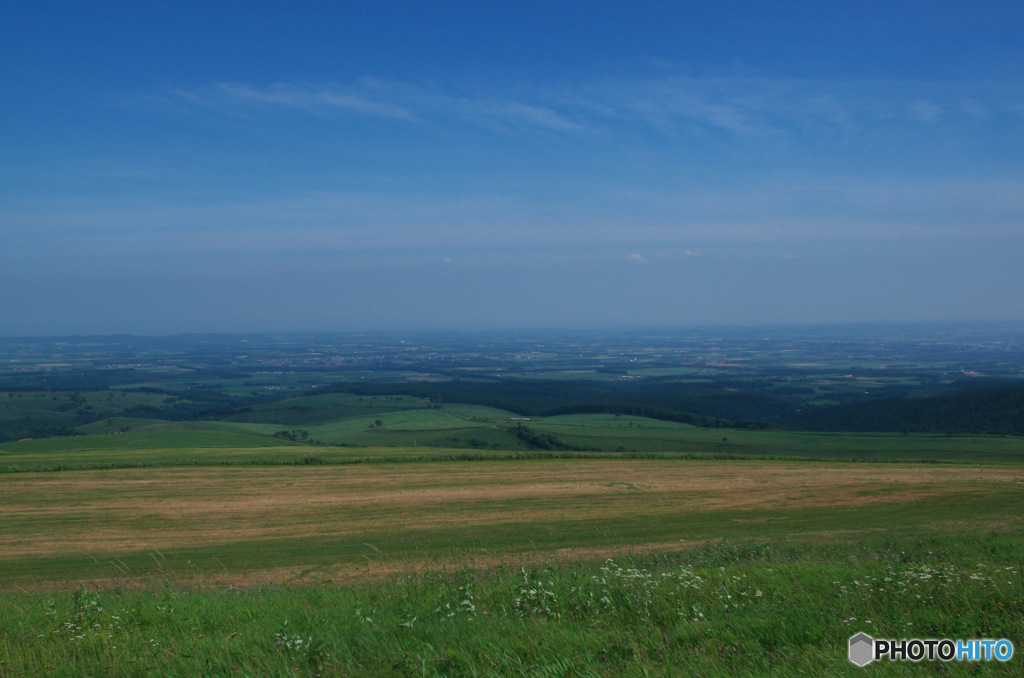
[3,458,1022,590]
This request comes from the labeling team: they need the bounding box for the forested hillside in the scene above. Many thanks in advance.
[793,387,1024,435]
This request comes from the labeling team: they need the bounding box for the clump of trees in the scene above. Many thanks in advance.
[273,429,313,443]
[508,424,593,451]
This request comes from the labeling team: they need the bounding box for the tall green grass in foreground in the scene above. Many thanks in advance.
[2,531,1021,676]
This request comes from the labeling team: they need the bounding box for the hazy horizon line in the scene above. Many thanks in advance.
[3,318,1024,341]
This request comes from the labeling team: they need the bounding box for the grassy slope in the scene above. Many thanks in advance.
[0,428,291,455]
[1,414,1022,676]
[3,410,1023,468]
[227,393,436,426]
[1,531,1021,676]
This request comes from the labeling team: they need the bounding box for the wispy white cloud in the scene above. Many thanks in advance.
[456,98,583,133]
[212,82,416,120]
[13,71,1021,274]
[958,99,989,118]
[155,71,1023,145]
[906,99,942,123]
[162,80,582,134]
[579,73,1024,139]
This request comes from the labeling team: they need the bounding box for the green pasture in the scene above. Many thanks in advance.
[0,442,487,472]
[221,398,519,447]
[229,393,434,426]
[75,417,171,435]
[530,413,1024,460]
[0,428,293,457]
[620,367,708,377]
[304,404,515,444]
[3,409,1023,469]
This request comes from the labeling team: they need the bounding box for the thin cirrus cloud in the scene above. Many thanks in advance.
[14,70,1015,269]
[211,82,416,120]
[579,73,1024,139]
[160,71,1024,145]
[165,79,582,134]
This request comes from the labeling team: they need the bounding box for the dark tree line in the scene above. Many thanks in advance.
[791,387,1024,435]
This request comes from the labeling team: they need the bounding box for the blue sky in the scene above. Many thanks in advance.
[3,2,1023,334]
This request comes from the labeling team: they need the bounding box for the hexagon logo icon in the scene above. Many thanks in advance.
[849,632,874,666]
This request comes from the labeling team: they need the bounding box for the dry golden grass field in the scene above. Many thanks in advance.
[3,459,1022,590]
